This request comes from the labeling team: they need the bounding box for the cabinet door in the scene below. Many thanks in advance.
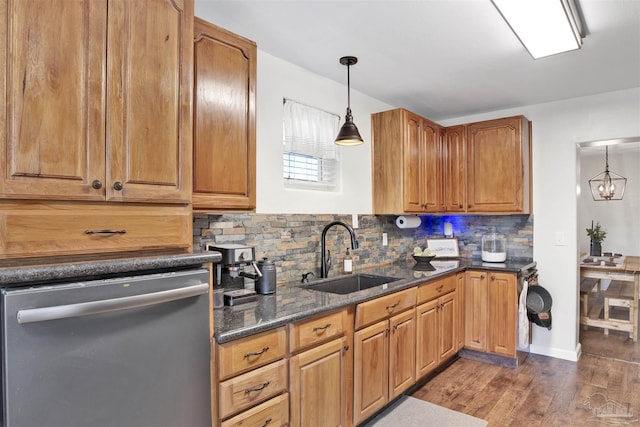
[402,112,424,212]
[443,125,466,212]
[464,271,488,351]
[439,292,457,361]
[0,0,107,200]
[416,300,438,379]
[421,119,444,212]
[488,272,517,357]
[353,320,388,425]
[455,272,465,351]
[193,18,256,211]
[466,116,528,213]
[106,0,192,203]
[290,337,347,427]
[389,309,415,399]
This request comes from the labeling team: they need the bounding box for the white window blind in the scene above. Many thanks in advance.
[283,99,340,190]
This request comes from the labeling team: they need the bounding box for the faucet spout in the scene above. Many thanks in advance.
[320,221,359,278]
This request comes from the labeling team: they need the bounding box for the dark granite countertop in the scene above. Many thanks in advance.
[214,257,535,343]
[0,251,222,286]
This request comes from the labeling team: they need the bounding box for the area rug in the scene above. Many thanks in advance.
[362,395,488,427]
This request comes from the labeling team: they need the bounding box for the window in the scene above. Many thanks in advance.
[283,99,340,190]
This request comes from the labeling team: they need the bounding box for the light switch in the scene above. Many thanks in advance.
[352,214,359,228]
[382,233,388,246]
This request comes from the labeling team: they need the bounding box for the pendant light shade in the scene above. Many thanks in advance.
[335,56,363,146]
[588,145,627,201]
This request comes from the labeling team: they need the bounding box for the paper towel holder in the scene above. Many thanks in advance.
[396,215,421,229]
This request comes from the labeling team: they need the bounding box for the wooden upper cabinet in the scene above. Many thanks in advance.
[466,116,530,213]
[372,108,442,214]
[106,0,193,203]
[0,0,193,203]
[443,125,467,212]
[192,18,256,211]
[0,0,107,200]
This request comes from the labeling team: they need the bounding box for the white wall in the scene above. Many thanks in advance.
[254,49,640,361]
[578,147,640,256]
[255,51,394,214]
[440,88,640,361]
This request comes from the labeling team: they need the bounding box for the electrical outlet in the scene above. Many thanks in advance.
[382,232,388,246]
[555,231,566,246]
[352,214,359,229]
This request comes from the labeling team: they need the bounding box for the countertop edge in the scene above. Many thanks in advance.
[0,252,222,286]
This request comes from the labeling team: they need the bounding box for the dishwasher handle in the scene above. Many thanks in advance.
[16,283,209,324]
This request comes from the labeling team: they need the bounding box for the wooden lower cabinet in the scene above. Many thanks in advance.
[289,337,348,427]
[415,291,456,378]
[464,270,518,357]
[353,309,415,425]
[221,393,289,427]
[415,274,459,379]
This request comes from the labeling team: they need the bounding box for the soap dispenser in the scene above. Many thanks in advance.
[343,248,353,274]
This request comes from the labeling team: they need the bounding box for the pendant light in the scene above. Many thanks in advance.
[588,145,627,201]
[335,56,364,146]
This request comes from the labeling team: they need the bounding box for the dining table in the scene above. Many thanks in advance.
[580,255,640,342]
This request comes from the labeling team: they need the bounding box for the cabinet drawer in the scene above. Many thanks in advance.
[221,393,289,427]
[417,275,456,304]
[0,201,191,259]
[355,288,416,329]
[219,359,287,419]
[217,327,287,380]
[289,309,345,352]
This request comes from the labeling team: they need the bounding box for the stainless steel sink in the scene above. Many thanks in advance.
[303,274,402,295]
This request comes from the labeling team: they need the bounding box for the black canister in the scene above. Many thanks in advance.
[255,257,277,294]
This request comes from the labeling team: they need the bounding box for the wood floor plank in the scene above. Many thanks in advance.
[411,353,640,427]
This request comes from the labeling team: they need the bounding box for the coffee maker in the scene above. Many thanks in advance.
[207,244,262,305]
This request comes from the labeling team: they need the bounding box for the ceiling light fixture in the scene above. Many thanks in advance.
[335,56,363,146]
[491,0,584,59]
[588,146,627,201]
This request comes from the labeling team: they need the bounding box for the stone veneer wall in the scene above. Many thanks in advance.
[193,213,533,286]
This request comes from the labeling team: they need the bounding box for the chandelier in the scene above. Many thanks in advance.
[588,146,627,201]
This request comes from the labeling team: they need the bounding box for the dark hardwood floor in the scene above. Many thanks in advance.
[411,353,640,426]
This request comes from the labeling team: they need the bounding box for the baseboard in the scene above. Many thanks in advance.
[529,343,580,362]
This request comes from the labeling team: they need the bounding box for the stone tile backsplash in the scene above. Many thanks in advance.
[194,213,533,286]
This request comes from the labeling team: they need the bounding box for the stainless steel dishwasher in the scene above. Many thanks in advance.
[1,268,211,427]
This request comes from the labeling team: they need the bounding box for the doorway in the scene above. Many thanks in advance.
[577,137,640,364]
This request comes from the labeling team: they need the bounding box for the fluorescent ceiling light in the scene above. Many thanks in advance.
[492,0,584,59]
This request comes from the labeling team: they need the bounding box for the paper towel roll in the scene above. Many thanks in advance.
[396,215,421,229]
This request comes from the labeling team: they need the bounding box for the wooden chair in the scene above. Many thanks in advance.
[603,280,635,338]
[580,278,600,329]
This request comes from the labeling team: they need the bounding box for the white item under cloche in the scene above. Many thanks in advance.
[481,232,507,262]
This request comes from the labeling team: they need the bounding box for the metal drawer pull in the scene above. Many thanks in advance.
[244,347,269,359]
[436,285,444,292]
[386,302,399,310]
[313,323,332,333]
[260,418,272,427]
[84,229,127,235]
[244,381,270,394]
[17,283,209,324]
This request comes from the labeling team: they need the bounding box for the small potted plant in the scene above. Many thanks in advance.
[586,221,607,256]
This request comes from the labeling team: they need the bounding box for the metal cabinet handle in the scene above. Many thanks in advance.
[91,180,102,189]
[259,418,272,427]
[84,229,127,235]
[244,381,270,394]
[17,283,209,324]
[313,323,332,333]
[113,181,124,191]
[386,302,400,311]
[436,285,444,292]
[244,347,269,359]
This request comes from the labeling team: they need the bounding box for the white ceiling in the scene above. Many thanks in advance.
[194,0,640,122]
